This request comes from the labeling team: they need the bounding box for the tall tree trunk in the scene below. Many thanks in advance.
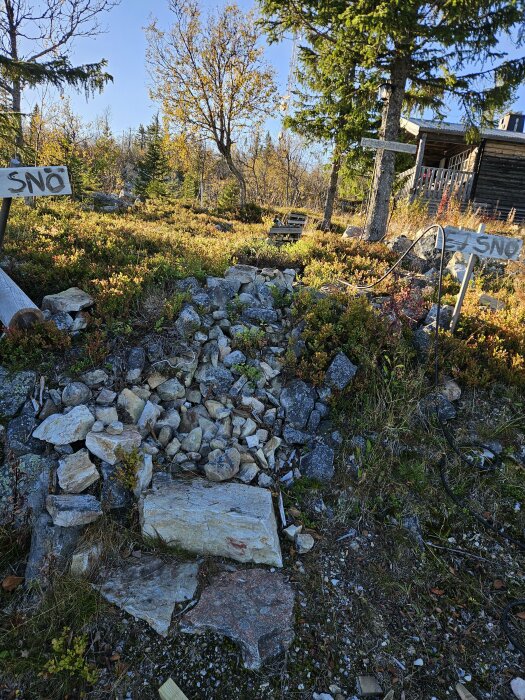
[223,149,247,207]
[5,1,24,150]
[319,153,341,230]
[364,58,408,241]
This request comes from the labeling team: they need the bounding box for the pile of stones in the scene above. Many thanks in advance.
[0,264,360,668]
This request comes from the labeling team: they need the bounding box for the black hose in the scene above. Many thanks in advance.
[432,226,525,655]
[340,223,525,654]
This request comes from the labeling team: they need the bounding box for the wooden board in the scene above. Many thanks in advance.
[0,267,43,329]
[0,166,71,198]
[436,226,523,261]
[456,682,479,700]
[158,678,189,700]
[361,137,417,154]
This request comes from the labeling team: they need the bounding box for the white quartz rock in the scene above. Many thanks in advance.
[140,479,282,567]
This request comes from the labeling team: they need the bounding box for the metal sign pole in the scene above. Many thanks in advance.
[449,223,485,334]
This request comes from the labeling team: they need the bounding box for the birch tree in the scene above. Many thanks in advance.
[146,0,277,208]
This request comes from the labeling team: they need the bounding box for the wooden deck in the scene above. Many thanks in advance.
[397,165,474,205]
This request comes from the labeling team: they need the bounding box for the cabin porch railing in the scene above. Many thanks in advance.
[401,165,475,203]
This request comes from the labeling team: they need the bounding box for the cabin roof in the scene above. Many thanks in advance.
[401,117,525,144]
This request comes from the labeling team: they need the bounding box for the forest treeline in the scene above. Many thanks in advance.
[2,103,352,214]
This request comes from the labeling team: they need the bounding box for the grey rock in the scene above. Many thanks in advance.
[137,401,162,431]
[46,494,102,526]
[258,472,274,488]
[86,427,141,465]
[70,542,102,576]
[195,365,234,395]
[156,409,181,431]
[127,346,146,371]
[425,303,453,329]
[324,352,358,390]
[165,437,181,458]
[0,367,36,419]
[71,312,89,332]
[181,568,294,670]
[300,444,335,482]
[7,413,44,456]
[117,388,145,423]
[25,512,81,585]
[80,369,109,387]
[133,452,153,498]
[93,556,199,636]
[101,462,132,511]
[281,380,316,429]
[156,378,186,402]
[57,449,99,493]
[307,409,322,432]
[440,378,461,402]
[0,453,53,526]
[140,479,282,566]
[204,447,241,481]
[237,462,260,483]
[357,675,383,697]
[413,324,435,355]
[33,405,95,445]
[95,405,118,425]
[447,252,468,282]
[223,350,247,368]
[96,388,117,406]
[207,278,238,309]
[283,426,313,445]
[42,287,93,314]
[175,306,201,337]
[225,264,258,284]
[181,427,202,453]
[295,532,315,554]
[62,382,91,407]
[242,307,279,324]
[175,276,202,295]
[51,311,74,331]
[38,398,60,421]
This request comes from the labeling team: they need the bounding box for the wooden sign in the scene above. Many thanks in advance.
[361,137,417,155]
[0,165,71,198]
[436,226,522,261]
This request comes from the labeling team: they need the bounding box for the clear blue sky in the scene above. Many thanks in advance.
[25,0,293,136]
[23,0,525,137]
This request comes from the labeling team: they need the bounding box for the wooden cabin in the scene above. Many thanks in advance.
[398,112,525,221]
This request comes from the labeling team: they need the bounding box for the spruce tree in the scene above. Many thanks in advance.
[135,117,171,199]
[285,43,374,229]
[260,0,525,240]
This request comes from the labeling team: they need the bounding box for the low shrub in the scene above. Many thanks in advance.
[0,321,71,371]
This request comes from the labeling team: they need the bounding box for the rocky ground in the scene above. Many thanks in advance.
[1,255,525,700]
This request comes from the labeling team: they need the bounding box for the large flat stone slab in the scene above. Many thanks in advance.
[140,479,283,567]
[93,555,199,636]
[181,568,294,669]
[33,405,94,445]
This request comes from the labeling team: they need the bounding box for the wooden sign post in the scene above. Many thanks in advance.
[360,137,417,155]
[0,163,72,329]
[0,164,71,251]
[435,224,523,333]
